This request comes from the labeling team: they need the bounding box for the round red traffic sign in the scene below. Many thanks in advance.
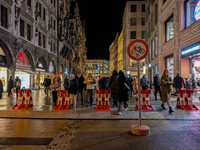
[127,39,149,61]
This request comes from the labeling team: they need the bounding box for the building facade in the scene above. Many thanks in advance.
[118,31,123,72]
[86,59,110,78]
[122,0,146,77]
[109,32,118,74]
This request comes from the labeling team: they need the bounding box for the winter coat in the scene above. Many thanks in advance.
[140,77,150,87]
[161,75,173,103]
[7,79,14,92]
[77,75,85,89]
[63,78,70,89]
[154,76,161,86]
[131,80,137,93]
[117,72,130,102]
[0,80,3,99]
[173,75,185,89]
[108,74,118,99]
[185,78,192,89]
[69,78,79,95]
[85,77,96,90]
[191,77,196,89]
[43,78,51,87]
[14,78,21,89]
[99,77,109,90]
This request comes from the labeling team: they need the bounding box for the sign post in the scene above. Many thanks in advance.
[127,39,150,135]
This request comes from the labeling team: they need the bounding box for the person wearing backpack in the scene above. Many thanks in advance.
[68,74,79,110]
[43,76,51,96]
[14,76,21,97]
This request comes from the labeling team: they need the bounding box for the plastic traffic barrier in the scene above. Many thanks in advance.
[136,90,154,111]
[96,90,111,111]
[177,89,198,111]
[52,90,71,111]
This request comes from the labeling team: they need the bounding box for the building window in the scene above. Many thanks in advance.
[54,0,56,8]
[141,31,145,39]
[43,35,46,48]
[155,4,158,25]
[163,0,167,4]
[130,18,137,26]
[54,20,56,30]
[131,4,137,12]
[39,3,41,17]
[165,14,174,42]
[27,24,31,41]
[43,8,46,21]
[27,0,31,7]
[141,17,145,26]
[50,42,52,52]
[20,19,24,37]
[142,4,145,12]
[151,38,154,60]
[1,5,8,28]
[38,32,41,46]
[130,31,137,39]
[54,43,56,53]
[184,0,199,29]
[148,43,151,62]
[51,0,53,3]
[155,32,158,57]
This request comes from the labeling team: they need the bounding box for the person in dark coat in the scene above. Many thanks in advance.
[191,73,196,92]
[43,76,51,96]
[108,70,118,107]
[140,74,150,90]
[153,72,161,100]
[7,76,14,96]
[76,73,85,106]
[69,74,79,109]
[0,79,3,99]
[173,72,185,96]
[117,71,130,115]
[14,76,21,97]
[99,75,109,90]
[63,75,70,90]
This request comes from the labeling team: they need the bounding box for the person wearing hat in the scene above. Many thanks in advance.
[153,72,161,100]
[43,76,51,96]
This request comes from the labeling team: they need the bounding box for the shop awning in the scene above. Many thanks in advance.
[15,69,39,75]
[41,72,54,76]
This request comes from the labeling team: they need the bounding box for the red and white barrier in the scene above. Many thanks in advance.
[96,90,111,111]
[177,90,198,111]
[136,90,154,111]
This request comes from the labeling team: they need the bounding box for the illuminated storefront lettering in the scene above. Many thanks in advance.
[195,0,200,21]
[181,45,200,55]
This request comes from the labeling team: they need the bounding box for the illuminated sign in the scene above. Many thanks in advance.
[194,0,200,21]
[181,45,200,55]
[148,63,151,68]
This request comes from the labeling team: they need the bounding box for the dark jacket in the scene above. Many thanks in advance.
[0,80,3,99]
[108,71,118,99]
[63,78,70,89]
[77,75,85,89]
[154,76,161,86]
[7,78,14,92]
[127,76,133,90]
[191,77,196,89]
[117,71,130,102]
[68,78,79,95]
[173,75,185,89]
[14,78,21,89]
[141,77,150,87]
[43,78,51,87]
[99,77,109,90]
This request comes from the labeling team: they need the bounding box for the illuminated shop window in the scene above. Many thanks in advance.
[165,14,174,42]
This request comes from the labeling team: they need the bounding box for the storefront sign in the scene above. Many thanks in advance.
[194,0,200,21]
[181,45,200,55]
[36,68,45,72]
[49,62,54,74]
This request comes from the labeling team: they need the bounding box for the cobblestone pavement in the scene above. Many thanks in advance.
[1,119,200,150]
[0,90,200,120]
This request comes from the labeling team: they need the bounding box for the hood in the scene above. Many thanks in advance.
[112,70,118,76]
[119,71,125,78]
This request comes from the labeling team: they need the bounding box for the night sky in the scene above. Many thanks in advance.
[78,0,128,60]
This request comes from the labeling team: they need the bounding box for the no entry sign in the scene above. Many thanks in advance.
[127,39,149,61]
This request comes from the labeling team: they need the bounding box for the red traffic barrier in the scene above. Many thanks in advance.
[96,90,111,111]
[136,90,154,111]
[52,90,71,111]
[177,89,198,111]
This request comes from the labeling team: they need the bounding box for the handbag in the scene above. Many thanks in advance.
[124,82,131,91]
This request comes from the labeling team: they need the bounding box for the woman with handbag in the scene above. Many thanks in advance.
[50,74,61,106]
[161,70,174,113]
[117,71,130,115]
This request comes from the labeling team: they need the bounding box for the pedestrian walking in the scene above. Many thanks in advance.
[161,70,174,113]
[63,75,70,90]
[185,74,192,90]
[173,72,185,96]
[43,76,51,96]
[117,71,130,115]
[69,74,79,110]
[14,76,21,97]
[50,74,61,106]
[84,73,96,107]
[128,76,133,97]
[76,73,85,106]
[7,76,14,96]
[108,70,118,107]
[140,74,150,90]
[153,73,161,100]
[0,79,3,100]
[191,73,196,92]
[99,74,109,90]
[131,77,137,95]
